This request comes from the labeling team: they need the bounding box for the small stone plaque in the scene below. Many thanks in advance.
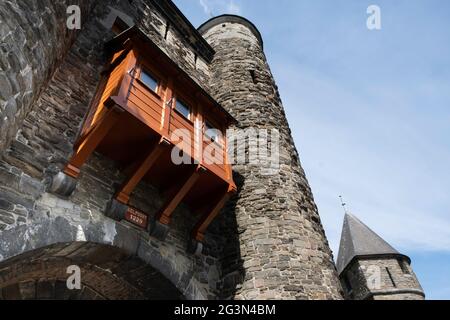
[125,206,148,229]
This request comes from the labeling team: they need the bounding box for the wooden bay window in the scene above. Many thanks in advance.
[58,24,237,252]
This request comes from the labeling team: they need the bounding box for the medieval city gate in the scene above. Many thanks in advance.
[0,0,345,300]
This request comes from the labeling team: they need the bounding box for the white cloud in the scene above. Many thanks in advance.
[226,0,241,15]
[198,0,242,17]
[199,0,213,17]
[273,61,450,255]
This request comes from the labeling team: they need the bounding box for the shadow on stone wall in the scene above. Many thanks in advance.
[213,171,245,300]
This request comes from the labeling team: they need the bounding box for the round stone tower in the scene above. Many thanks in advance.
[199,15,343,300]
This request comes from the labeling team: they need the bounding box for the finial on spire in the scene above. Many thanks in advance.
[339,195,349,215]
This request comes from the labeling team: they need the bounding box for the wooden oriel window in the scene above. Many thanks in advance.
[66,25,238,245]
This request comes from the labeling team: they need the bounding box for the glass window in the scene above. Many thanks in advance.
[205,121,221,143]
[175,99,191,120]
[140,69,158,92]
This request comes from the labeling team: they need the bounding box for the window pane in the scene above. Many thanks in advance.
[140,70,158,92]
[205,121,221,143]
[175,99,190,119]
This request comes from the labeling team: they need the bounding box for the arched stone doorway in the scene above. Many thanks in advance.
[0,242,184,300]
[0,192,215,299]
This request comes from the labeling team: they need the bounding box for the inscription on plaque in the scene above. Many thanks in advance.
[125,207,148,229]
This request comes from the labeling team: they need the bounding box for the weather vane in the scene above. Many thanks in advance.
[339,195,349,214]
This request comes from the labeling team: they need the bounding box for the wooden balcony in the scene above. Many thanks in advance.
[56,26,237,250]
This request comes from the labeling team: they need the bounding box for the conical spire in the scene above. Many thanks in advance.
[336,214,407,274]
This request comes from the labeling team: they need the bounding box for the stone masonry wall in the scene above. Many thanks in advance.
[0,0,227,299]
[0,0,213,157]
[131,0,211,91]
[342,258,425,300]
[94,0,212,93]
[0,0,96,155]
[202,20,344,300]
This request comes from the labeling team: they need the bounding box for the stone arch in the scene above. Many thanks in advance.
[0,193,208,300]
[0,242,183,300]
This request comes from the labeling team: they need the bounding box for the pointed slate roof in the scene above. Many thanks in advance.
[336,214,409,274]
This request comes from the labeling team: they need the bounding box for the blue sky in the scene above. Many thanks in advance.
[174,0,450,299]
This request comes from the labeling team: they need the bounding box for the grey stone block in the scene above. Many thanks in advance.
[19,174,44,199]
[48,172,77,197]
[0,210,15,225]
[105,199,128,221]
[113,222,140,255]
[0,199,13,211]
[0,73,13,100]
[148,219,170,241]
[187,239,204,256]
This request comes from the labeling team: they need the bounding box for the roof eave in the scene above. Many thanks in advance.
[338,253,412,276]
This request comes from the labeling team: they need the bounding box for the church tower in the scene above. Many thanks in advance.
[337,214,425,300]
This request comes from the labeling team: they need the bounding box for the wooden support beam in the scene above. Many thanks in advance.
[192,184,236,242]
[63,107,122,179]
[155,165,206,225]
[115,137,170,204]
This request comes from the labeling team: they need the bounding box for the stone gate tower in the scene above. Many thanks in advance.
[199,16,343,300]
[337,214,425,300]
[0,0,344,300]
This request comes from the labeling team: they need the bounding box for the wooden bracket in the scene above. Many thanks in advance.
[63,108,121,179]
[155,164,206,225]
[115,136,170,204]
[191,184,236,242]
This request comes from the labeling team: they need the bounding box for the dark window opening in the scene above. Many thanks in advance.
[343,275,353,293]
[164,22,171,40]
[175,99,191,120]
[194,54,198,69]
[112,17,132,35]
[397,258,410,274]
[250,70,257,84]
[140,69,159,93]
[386,267,397,287]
